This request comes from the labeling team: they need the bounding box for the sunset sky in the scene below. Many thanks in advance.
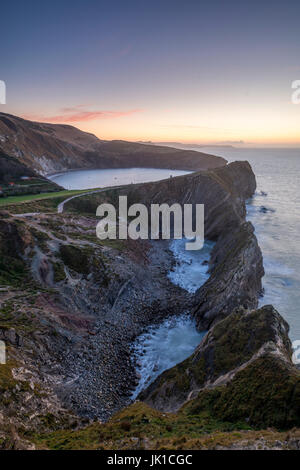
[1,0,300,146]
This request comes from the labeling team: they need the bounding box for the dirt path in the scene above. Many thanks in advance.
[57,185,125,213]
[57,189,106,213]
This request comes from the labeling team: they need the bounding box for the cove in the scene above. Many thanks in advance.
[131,239,213,398]
[49,167,191,190]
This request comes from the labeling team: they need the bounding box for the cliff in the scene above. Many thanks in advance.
[67,160,256,238]
[140,305,300,430]
[0,152,299,449]
[0,150,61,195]
[0,112,226,175]
[67,161,263,328]
[192,221,264,329]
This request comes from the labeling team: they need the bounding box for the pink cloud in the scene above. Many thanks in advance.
[22,107,142,123]
[119,45,132,57]
[60,105,89,113]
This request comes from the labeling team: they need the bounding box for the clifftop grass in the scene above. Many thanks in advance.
[183,355,300,429]
[30,402,252,450]
[29,400,300,450]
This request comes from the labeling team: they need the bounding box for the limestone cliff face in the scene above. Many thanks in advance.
[192,221,264,330]
[134,160,298,427]
[68,160,263,329]
[126,161,256,242]
[140,305,300,429]
[68,160,256,239]
[129,161,262,328]
[0,112,226,175]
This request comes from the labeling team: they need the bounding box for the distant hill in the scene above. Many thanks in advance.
[0,113,227,176]
[138,141,237,150]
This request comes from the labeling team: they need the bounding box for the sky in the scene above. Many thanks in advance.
[0,0,300,146]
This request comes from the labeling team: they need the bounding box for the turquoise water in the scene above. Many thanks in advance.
[49,167,190,190]
[131,314,206,399]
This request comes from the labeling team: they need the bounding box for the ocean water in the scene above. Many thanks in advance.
[131,148,300,383]
[49,167,190,190]
[51,151,300,368]
[200,147,300,345]
[131,314,206,400]
[131,239,211,397]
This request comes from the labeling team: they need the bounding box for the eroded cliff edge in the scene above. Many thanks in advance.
[69,160,264,329]
[140,305,300,429]
[134,165,300,430]
[0,160,299,449]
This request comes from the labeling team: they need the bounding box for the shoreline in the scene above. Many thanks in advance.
[45,166,197,179]
[1,160,299,447]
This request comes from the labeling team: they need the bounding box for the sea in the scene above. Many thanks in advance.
[50,148,300,387]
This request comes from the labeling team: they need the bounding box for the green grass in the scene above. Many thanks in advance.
[0,188,101,207]
[29,402,253,450]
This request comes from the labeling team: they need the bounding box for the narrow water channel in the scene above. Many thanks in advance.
[131,239,213,398]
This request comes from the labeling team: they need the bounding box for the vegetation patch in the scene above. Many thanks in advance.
[52,262,66,282]
[183,355,300,429]
[31,402,252,450]
[59,244,91,275]
[0,300,35,332]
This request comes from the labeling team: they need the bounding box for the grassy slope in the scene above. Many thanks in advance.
[1,179,299,450]
[29,402,300,450]
[0,189,94,207]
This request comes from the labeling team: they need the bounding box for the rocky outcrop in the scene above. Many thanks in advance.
[192,221,264,330]
[0,150,61,195]
[129,161,263,328]
[0,112,226,175]
[67,160,263,330]
[140,305,300,428]
[68,160,256,238]
[1,150,298,448]
[0,212,193,425]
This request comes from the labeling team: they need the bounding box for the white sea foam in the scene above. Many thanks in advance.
[131,239,213,398]
[131,314,206,399]
[167,239,214,293]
